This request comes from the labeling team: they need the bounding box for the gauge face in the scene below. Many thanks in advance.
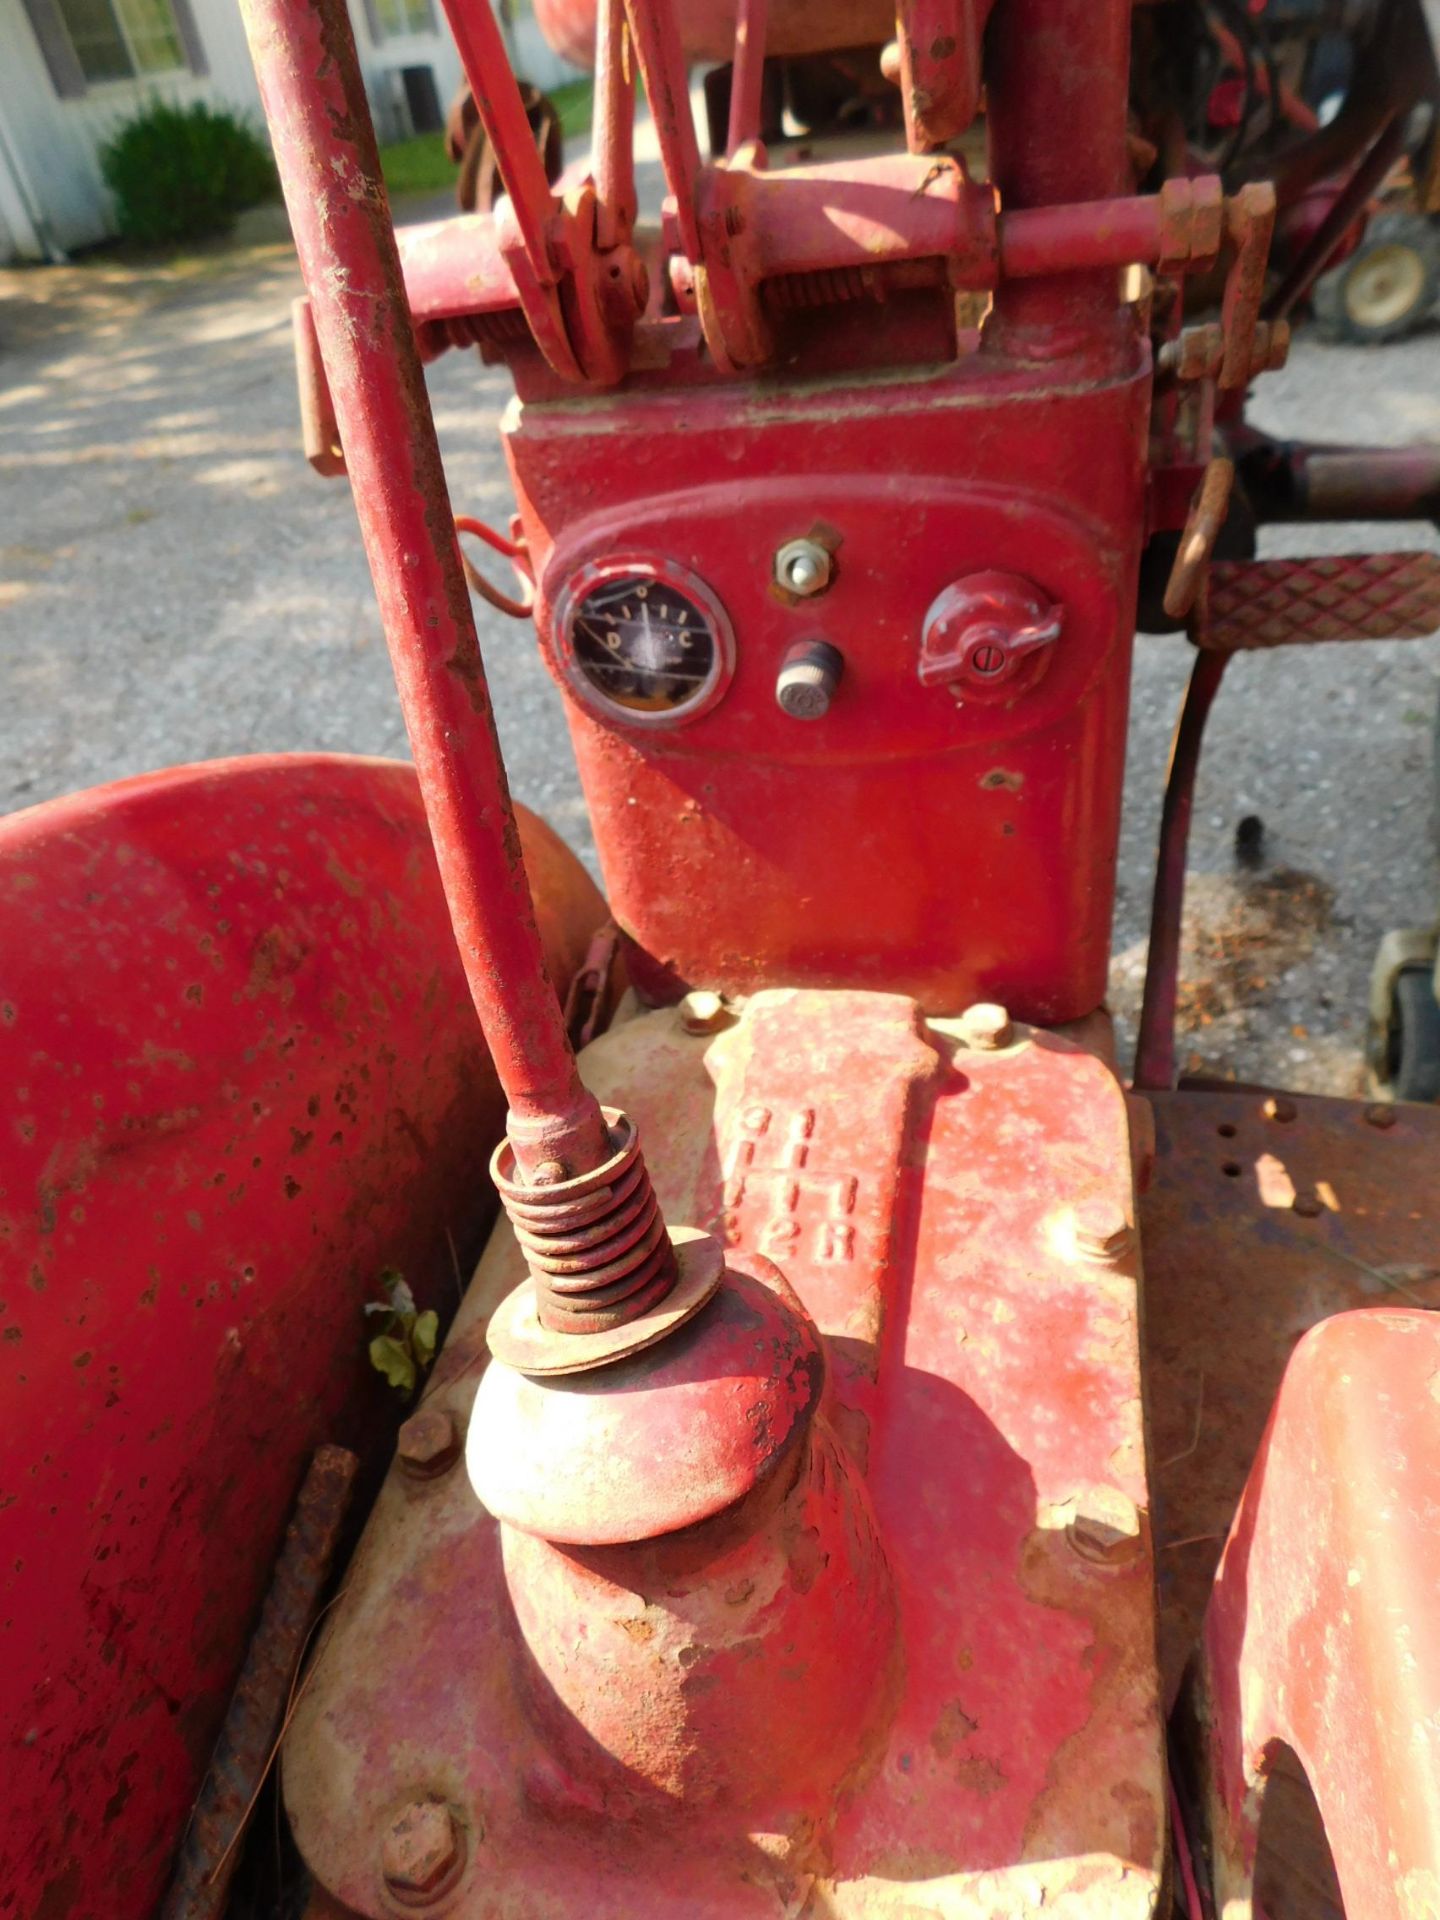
[557,559,733,727]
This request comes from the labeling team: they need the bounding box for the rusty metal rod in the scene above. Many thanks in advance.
[1286,446,1440,523]
[240,0,610,1178]
[1133,649,1231,1092]
[1237,435,1440,525]
[158,1445,358,1920]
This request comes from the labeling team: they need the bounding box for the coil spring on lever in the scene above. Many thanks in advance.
[491,1111,678,1334]
[764,265,880,310]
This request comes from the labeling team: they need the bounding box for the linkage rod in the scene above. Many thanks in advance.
[438,0,558,282]
[240,0,610,1179]
[623,0,703,260]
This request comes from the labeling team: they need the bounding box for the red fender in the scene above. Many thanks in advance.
[1198,1308,1440,1917]
[0,754,605,1920]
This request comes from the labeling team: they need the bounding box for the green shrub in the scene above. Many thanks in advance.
[100,98,277,248]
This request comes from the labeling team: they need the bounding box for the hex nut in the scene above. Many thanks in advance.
[679,989,732,1035]
[396,1407,461,1479]
[1067,1487,1144,1567]
[775,538,832,598]
[957,1002,1013,1051]
[381,1800,464,1905]
[1072,1199,1133,1263]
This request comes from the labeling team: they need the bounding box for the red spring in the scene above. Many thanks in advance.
[491,1110,677,1334]
[764,265,879,310]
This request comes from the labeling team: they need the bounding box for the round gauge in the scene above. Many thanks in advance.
[555,558,734,728]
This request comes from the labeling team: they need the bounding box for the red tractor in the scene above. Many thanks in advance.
[5,3,1440,1918]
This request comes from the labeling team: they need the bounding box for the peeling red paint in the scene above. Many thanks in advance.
[0,755,605,1920]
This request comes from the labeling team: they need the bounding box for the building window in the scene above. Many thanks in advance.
[55,0,185,81]
[372,0,435,37]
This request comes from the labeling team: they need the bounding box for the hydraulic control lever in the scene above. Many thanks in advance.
[241,0,718,1371]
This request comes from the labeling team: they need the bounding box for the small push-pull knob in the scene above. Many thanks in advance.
[776,639,844,719]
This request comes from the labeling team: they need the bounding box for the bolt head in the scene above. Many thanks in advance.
[1068,1487,1144,1567]
[1262,1095,1298,1124]
[381,1801,463,1904]
[957,1002,1013,1051]
[679,989,730,1035]
[1072,1199,1133,1263]
[1364,1102,1397,1130]
[396,1407,460,1478]
[775,539,832,598]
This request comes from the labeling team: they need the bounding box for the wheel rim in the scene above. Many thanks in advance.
[1344,242,1428,330]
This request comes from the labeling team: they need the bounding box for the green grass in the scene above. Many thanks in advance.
[549,77,594,139]
[377,131,455,199]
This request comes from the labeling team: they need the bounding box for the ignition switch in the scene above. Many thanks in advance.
[919,572,1063,704]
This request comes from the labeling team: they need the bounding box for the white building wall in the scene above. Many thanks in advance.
[0,0,266,255]
[0,0,582,258]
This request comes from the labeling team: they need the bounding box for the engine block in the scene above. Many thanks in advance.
[286,991,1162,1917]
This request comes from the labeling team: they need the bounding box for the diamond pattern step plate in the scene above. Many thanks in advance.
[1198,552,1440,650]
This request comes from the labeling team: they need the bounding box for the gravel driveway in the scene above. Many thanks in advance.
[2,222,1437,1095]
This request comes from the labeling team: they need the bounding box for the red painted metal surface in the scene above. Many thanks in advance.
[591,0,636,247]
[242,0,611,1179]
[0,755,606,1920]
[986,0,1132,348]
[533,0,895,66]
[283,991,1163,1914]
[1197,1310,1440,1918]
[395,160,1242,382]
[723,0,766,156]
[624,0,705,263]
[209,7,1440,1918]
[895,0,994,153]
[507,352,1149,1019]
[363,0,1267,1034]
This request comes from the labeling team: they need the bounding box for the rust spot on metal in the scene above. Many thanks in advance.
[930,1698,979,1756]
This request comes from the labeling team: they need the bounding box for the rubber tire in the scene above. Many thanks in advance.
[1388,965,1440,1102]
[1313,212,1440,345]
